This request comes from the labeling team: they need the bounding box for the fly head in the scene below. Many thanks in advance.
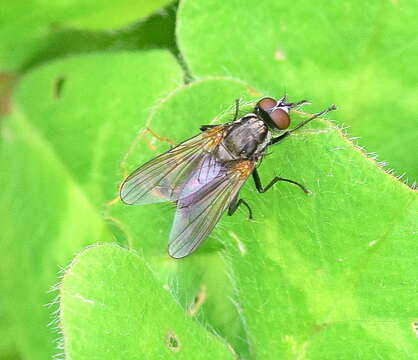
[255,97,292,130]
[255,96,310,131]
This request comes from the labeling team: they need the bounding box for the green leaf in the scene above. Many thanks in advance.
[1,2,417,359]
[0,0,172,70]
[22,6,177,71]
[0,51,183,359]
[114,78,418,359]
[177,0,418,179]
[222,122,418,359]
[0,108,113,359]
[14,50,183,207]
[63,0,172,30]
[60,243,234,359]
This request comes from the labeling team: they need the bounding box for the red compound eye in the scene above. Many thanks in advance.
[270,108,290,130]
[257,97,277,112]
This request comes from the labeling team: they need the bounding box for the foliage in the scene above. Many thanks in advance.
[0,1,416,359]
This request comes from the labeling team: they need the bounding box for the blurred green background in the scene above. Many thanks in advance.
[0,1,417,359]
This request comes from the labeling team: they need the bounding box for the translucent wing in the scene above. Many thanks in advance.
[120,127,225,205]
[168,160,255,258]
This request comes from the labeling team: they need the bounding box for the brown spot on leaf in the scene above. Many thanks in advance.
[226,343,238,359]
[188,284,206,316]
[246,87,262,97]
[412,321,418,338]
[166,331,181,352]
[53,75,66,98]
[274,48,286,61]
[0,72,17,116]
[145,126,175,147]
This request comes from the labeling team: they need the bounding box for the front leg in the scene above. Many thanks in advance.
[269,103,337,145]
[200,99,241,132]
[252,168,310,194]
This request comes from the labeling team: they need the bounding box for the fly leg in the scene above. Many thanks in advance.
[228,193,253,220]
[200,99,241,132]
[269,104,337,145]
[252,168,310,194]
[232,98,240,121]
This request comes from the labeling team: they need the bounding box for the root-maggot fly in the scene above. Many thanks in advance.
[120,97,336,258]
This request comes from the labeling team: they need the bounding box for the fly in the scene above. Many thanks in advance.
[120,96,336,258]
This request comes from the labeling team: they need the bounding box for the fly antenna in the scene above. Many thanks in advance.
[289,104,337,134]
[289,99,310,109]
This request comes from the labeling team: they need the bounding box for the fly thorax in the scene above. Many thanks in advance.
[219,116,270,160]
